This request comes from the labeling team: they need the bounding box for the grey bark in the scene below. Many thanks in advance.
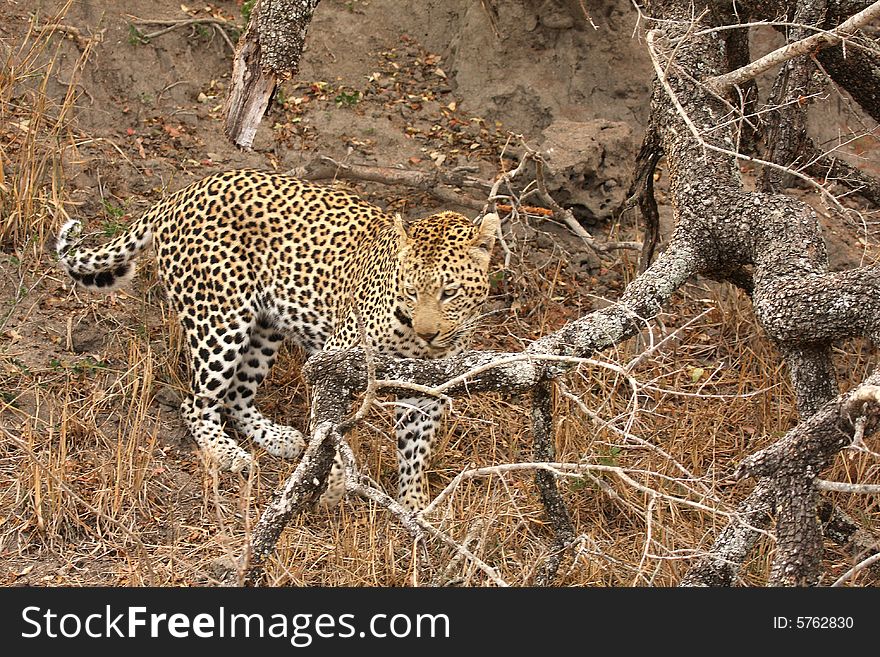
[619,127,662,273]
[709,1,760,154]
[239,381,344,586]
[757,1,825,193]
[679,481,776,586]
[639,0,880,586]
[818,500,880,577]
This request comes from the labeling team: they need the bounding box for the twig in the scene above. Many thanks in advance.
[33,22,100,49]
[483,137,533,268]
[340,441,509,586]
[491,137,642,255]
[423,460,746,521]
[129,18,239,51]
[815,480,880,494]
[687,19,880,58]
[555,379,715,499]
[483,137,531,213]
[633,494,657,585]
[831,550,880,586]
[646,27,858,220]
[373,352,639,402]
[287,156,489,210]
[533,154,642,253]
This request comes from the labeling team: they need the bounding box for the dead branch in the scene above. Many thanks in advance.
[241,419,340,585]
[816,480,880,494]
[636,0,880,586]
[531,380,576,586]
[736,381,880,480]
[33,22,100,49]
[617,126,663,273]
[832,552,880,586]
[801,141,880,207]
[236,0,880,587]
[484,138,642,255]
[705,1,880,94]
[290,149,642,256]
[737,0,880,123]
[680,480,776,586]
[532,153,643,254]
[286,155,489,210]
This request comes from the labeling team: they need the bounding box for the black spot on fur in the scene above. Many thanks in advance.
[94,270,116,288]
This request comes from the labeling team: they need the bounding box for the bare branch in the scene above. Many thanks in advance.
[128,18,238,50]
[705,1,880,94]
[816,480,880,494]
[831,551,880,586]
[531,380,575,586]
[224,0,320,149]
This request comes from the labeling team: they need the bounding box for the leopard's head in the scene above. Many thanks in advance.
[395,211,499,356]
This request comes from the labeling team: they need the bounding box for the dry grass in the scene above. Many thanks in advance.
[0,1,90,254]
[1,4,879,588]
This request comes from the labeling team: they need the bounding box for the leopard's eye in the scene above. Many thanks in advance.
[441,286,460,300]
[404,285,418,301]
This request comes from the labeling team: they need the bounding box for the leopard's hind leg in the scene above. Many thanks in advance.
[178,310,255,472]
[223,319,306,459]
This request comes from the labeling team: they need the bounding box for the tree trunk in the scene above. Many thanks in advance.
[223,0,320,149]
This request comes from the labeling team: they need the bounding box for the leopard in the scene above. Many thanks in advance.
[55,168,499,511]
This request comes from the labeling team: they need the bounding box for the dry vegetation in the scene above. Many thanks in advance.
[1,1,879,587]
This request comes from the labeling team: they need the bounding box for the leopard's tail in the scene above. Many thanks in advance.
[55,212,154,292]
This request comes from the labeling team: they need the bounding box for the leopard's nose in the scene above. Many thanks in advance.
[417,329,440,343]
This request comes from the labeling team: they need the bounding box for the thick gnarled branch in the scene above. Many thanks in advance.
[644,0,880,585]
[240,240,701,582]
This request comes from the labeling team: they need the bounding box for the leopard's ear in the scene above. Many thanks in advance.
[472,212,500,252]
[393,213,410,243]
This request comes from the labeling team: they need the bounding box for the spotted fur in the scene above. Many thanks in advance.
[56,169,499,510]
